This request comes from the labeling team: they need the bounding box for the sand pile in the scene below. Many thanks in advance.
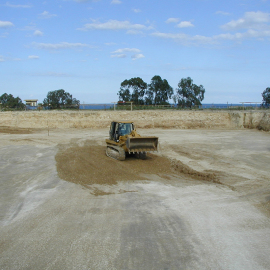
[55,140,218,191]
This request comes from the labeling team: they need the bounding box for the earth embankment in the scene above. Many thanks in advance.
[0,110,269,131]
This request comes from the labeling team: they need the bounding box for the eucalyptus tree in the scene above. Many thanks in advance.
[146,75,173,105]
[0,93,25,109]
[262,87,270,107]
[118,77,147,105]
[174,77,205,108]
[43,89,80,109]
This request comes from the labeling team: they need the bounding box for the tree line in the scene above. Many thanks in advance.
[0,89,80,110]
[118,76,270,108]
[0,93,25,110]
[43,89,80,109]
[118,76,205,108]
[0,83,269,110]
[262,87,270,108]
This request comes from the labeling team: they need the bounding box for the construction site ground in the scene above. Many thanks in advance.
[0,127,270,269]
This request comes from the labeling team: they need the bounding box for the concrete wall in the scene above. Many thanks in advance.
[0,110,269,131]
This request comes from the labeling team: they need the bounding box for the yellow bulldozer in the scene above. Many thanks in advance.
[105,121,158,161]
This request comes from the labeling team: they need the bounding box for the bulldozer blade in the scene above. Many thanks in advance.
[126,137,158,153]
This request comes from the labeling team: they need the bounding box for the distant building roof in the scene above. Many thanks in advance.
[24,99,38,106]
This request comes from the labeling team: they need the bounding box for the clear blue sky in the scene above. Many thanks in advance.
[1,0,269,104]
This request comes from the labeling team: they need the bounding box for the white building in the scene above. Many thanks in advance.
[24,99,38,106]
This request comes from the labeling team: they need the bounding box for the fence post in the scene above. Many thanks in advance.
[111,102,116,111]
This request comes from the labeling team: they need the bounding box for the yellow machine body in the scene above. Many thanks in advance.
[105,121,158,160]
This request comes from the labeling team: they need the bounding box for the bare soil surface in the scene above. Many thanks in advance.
[0,126,34,134]
[0,127,270,270]
[55,141,218,191]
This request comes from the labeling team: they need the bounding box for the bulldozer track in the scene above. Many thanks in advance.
[106,145,126,161]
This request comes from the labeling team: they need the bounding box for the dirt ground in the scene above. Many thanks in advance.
[55,142,217,190]
[0,127,270,269]
[0,126,34,134]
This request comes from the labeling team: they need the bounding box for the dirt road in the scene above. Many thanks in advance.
[0,127,270,269]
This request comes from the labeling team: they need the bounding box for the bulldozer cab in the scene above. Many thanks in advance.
[109,121,134,141]
[106,121,159,160]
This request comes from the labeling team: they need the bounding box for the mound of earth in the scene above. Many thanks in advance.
[55,140,218,190]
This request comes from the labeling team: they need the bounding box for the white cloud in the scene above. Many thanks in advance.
[152,11,270,45]
[34,30,43,36]
[32,72,73,77]
[177,21,194,28]
[32,42,90,50]
[78,20,148,31]
[20,24,36,31]
[5,2,32,8]
[222,11,270,30]
[132,53,145,60]
[151,32,216,45]
[74,0,100,2]
[151,32,188,40]
[111,0,121,4]
[166,18,180,23]
[39,11,57,19]
[111,48,144,60]
[112,48,141,54]
[111,54,126,58]
[28,55,39,59]
[216,11,231,16]
[165,18,194,28]
[105,42,116,46]
[0,20,14,28]
[152,28,270,45]
[0,55,23,62]
[133,8,141,13]
[215,29,270,40]
[0,32,9,38]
